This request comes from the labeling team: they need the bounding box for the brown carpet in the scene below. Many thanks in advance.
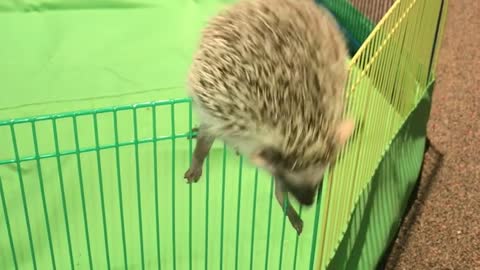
[382,0,480,269]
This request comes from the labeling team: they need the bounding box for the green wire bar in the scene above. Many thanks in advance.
[188,102,194,270]
[219,144,227,270]
[263,177,274,270]
[52,119,75,270]
[133,108,145,270]
[152,105,162,270]
[278,196,288,270]
[10,124,38,270]
[31,122,57,270]
[93,114,112,270]
[170,103,177,270]
[204,155,210,270]
[72,116,94,270]
[113,110,129,270]
[0,176,18,270]
[248,168,259,270]
[234,156,243,270]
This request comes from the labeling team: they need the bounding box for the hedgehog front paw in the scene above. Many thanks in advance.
[289,215,304,235]
[184,166,203,183]
[186,127,199,140]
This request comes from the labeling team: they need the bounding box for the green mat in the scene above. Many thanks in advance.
[0,1,236,120]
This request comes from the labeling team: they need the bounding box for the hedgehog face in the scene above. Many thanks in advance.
[251,147,326,206]
[279,165,327,206]
[250,118,355,206]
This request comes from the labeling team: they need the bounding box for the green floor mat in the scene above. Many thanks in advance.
[0,1,235,120]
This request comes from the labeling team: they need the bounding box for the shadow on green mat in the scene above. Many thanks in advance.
[326,82,444,270]
[376,140,444,270]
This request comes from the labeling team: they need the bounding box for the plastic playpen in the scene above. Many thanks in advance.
[0,0,448,269]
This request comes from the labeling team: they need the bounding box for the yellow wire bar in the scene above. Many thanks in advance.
[316,0,447,268]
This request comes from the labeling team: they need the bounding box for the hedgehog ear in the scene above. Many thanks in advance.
[250,147,283,171]
[336,118,355,145]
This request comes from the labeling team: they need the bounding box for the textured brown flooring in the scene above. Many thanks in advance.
[383,0,480,269]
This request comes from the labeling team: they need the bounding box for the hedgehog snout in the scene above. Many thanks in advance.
[282,179,318,206]
[291,185,316,206]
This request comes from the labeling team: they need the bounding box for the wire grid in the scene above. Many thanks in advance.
[0,98,324,270]
[349,0,397,24]
[317,0,401,55]
[317,0,375,52]
[315,0,447,268]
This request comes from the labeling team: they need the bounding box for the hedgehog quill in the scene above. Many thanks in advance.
[184,0,355,235]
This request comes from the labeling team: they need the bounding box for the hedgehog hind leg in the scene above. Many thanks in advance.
[274,179,304,235]
[184,126,215,183]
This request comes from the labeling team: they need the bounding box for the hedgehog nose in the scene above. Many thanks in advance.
[297,193,315,206]
[298,196,313,206]
[291,187,316,206]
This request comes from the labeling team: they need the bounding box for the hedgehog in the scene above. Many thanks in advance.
[183,0,355,235]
